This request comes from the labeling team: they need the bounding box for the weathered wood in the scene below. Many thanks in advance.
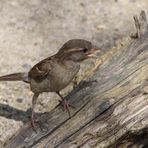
[4,11,148,148]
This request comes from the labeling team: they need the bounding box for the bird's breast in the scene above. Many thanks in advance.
[49,61,80,91]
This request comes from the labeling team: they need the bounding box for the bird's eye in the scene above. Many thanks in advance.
[82,48,88,53]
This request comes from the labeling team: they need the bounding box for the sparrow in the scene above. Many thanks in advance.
[0,39,100,129]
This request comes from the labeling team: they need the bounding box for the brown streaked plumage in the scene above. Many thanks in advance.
[0,39,101,130]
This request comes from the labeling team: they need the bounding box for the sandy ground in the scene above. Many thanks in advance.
[0,0,148,146]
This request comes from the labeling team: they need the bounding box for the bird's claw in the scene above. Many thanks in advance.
[58,99,75,117]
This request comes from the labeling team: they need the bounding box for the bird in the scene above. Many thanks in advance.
[0,39,101,129]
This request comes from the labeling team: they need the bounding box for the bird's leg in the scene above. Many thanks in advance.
[31,93,39,130]
[56,92,75,117]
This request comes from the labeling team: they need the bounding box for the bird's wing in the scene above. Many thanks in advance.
[28,58,52,81]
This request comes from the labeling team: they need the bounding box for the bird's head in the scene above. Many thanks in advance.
[56,39,101,62]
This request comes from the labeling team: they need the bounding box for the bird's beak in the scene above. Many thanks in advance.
[86,47,101,58]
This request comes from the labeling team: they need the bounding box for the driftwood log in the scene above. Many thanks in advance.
[4,11,148,148]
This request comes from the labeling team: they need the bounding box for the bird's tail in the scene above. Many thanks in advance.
[0,72,29,83]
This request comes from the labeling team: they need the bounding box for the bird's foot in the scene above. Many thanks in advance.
[58,99,75,117]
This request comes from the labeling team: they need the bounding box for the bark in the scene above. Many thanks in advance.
[4,11,148,148]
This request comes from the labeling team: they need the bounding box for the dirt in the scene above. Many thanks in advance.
[0,0,148,146]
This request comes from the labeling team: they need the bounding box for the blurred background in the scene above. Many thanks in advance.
[0,0,148,145]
